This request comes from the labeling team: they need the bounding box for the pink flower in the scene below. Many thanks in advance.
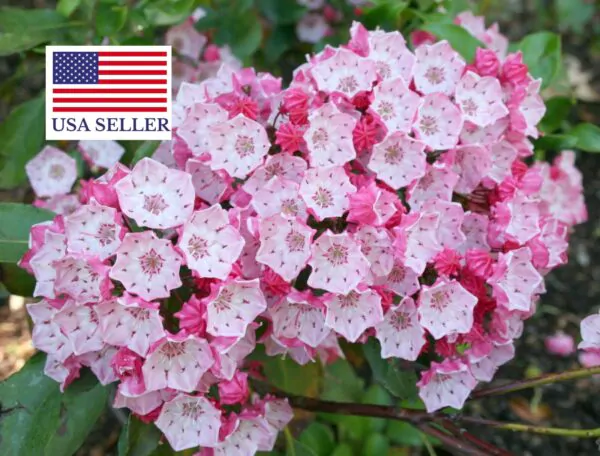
[308,231,370,294]
[348,181,397,226]
[413,94,463,151]
[455,71,508,127]
[375,297,425,360]
[369,133,427,190]
[299,166,356,220]
[110,231,183,301]
[296,13,330,44]
[116,158,195,230]
[166,21,207,61]
[417,359,477,412]
[78,140,125,169]
[26,146,77,198]
[474,48,500,77]
[413,40,465,96]
[218,372,249,405]
[311,49,377,98]
[545,332,575,356]
[371,77,420,135]
[418,279,478,339]
[155,395,221,451]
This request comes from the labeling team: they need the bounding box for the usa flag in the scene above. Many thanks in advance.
[49,46,171,113]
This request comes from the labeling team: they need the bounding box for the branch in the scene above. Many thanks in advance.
[417,424,493,456]
[470,365,600,399]
[460,416,600,438]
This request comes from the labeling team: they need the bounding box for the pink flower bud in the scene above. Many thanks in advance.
[502,52,529,87]
[218,372,249,405]
[474,48,500,77]
[203,44,221,62]
[545,332,575,356]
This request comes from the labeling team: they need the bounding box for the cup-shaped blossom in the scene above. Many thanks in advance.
[362,27,415,83]
[26,146,77,197]
[155,395,221,451]
[417,359,477,412]
[308,231,370,294]
[393,212,442,275]
[469,342,515,382]
[54,301,104,355]
[299,166,356,220]
[579,312,600,352]
[311,48,377,98]
[207,114,270,179]
[369,133,427,189]
[177,102,228,157]
[252,177,307,220]
[115,158,195,230]
[414,93,463,151]
[205,279,267,338]
[448,145,492,194]
[243,154,307,196]
[185,159,230,205]
[270,291,330,348]
[375,297,425,360]
[324,288,383,342]
[177,204,245,280]
[28,229,67,299]
[110,231,183,301]
[455,71,508,127]
[142,334,214,393]
[256,214,315,281]
[65,202,126,260]
[303,102,357,168]
[78,140,125,169]
[374,260,421,296]
[27,299,73,362]
[413,40,465,95]
[371,77,420,135]
[354,225,395,279]
[96,294,165,356]
[418,279,478,340]
[53,256,112,304]
[408,163,459,211]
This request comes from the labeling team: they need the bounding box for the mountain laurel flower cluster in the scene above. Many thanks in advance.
[21,13,586,453]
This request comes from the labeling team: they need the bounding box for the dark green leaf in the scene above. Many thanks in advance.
[0,95,45,189]
[386,421,424,446]
[141,0,195,26]
[362,384,392,431]
[1,263,35,296]
[362,0,408,30]
[570,123,600,152]
[540,96,573,133]
[422,22,483,61]
[262,356,321,396]
[96,0,128,37]
[264,26,296,63]
[287,439,318,456]
[363,339,418,399]
[331,443,353,456]
[257,0,307,24]
[320,359,364,402]
[0,8,79,55]
[363,434,389,456]
[0,354,108,456]
[57,0,83,17]
[299,422,335,456]
[131,140,161,165]
[517,32,561,89]
[118,415,162,456]
[0,203,54,263]
[213,12,263,58]
[534,133,578,150]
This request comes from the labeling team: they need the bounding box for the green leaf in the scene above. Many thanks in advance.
[96,0,128,37]
[299,422,335,456]
[362,339,418,400]
[1,263,35,296]
[362,0,408,30]
[534,133,578,151]
[362,384,392,432]
[517,32,561,89]
[131,140,161,165]
[287,439,318,456]
[57,0,83,17]
[214,13,263,59]
[331,443,353,456]
[0,203,54,263]
[262,356,321,396]
[0,8,80,55]
[118,415,162,456]
[0,353,109,456]
[539,96,573,133]
[363,434,390,456]
[555,0,595,32]
[0,95,45,189]
[264,26,296,63]
[386,421,424,446]
[570,123,600,152]
[256,0,307,24]
[320,359,364,402]
[141,0,195,26]
[422,22,483,61]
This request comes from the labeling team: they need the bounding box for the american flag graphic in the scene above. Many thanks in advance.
[49,47,171,113]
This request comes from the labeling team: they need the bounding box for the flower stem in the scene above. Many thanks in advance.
[460,416,600,438]
[470,366,600,399]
